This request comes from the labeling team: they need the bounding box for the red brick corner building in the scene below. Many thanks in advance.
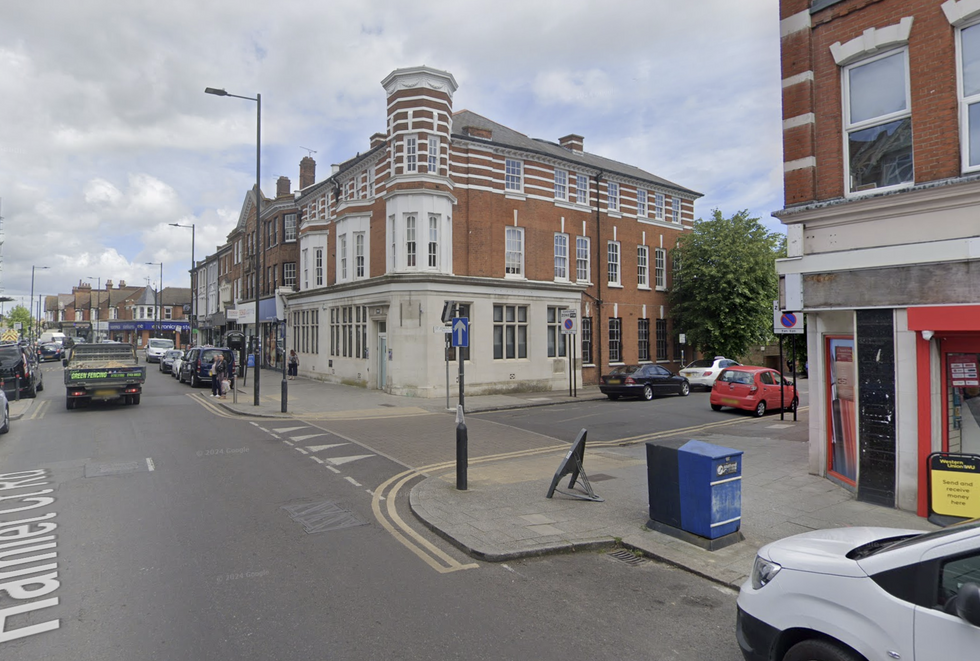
[279,66,701,397]
[776,0,980,516]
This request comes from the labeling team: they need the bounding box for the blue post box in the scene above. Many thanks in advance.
[676,440,743,539]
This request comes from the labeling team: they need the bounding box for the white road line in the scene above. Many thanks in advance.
[294,447,308,454]
[306,443,348,453]
[325,454,374,466]
[366,490,384,501]
[291,433,328,442]
[273,426,308,433]
[345,476,362,487]
[325,465,341,474]
[310,456,324,464]
[146,458,155,472]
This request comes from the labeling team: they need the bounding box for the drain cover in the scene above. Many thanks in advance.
[281,500,368,534]
[607,549,647,566]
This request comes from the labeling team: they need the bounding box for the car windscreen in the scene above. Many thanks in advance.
[717,370,754,385]
[854,518,980,557]
[687,359,715,368]
[0,347,23,367]
[201,349,230,363]
[608,365,639,375]
[149,339,174,349]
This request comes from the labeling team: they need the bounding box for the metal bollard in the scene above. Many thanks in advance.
[456,405,467,491]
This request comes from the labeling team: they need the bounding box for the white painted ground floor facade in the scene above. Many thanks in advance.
[284,274,584,398]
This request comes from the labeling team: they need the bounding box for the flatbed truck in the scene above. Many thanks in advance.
[64,343,146,409]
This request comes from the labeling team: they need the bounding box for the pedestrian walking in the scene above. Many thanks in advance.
[211,353,228,398]
[288,350,298,379]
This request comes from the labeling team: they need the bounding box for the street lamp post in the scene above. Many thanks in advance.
[85,276,100,341]
[145,262,163,339]
[206,86,261,407]
[30,266,49,344]
[169,222,195,347]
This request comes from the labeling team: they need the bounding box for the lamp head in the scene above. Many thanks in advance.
[204,87,228,96]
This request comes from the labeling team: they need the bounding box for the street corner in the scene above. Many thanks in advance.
[8,398,35,421]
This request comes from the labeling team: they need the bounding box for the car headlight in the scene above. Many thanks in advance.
[751,556,782,589]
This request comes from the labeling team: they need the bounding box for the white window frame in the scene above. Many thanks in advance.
[303,248,308,289]
[554,232,569,281]
[339,234,348,281]
[505,226,524,277]
[607,241,621,286]
[427,214,439,269]
[672,197,681,224]
[405,135,418,173]
[284,262,296,288]
[315,248,324,286]
[554,169,568,201]
[355,233,365,279]
[406,214,417,267]
[576,174,589,205]
[284,213,297,241]
[655,193,665,220]
[428,136,439,174]
[637,189,648,218]
[505,159,523,192]
[607,182,619,211]
[959,20,980,172]
[842,48,913,196]
[637,245,649,289]
[655,248,666,290]
[576,236,591,283]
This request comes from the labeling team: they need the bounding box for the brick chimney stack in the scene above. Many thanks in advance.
[370,133,387,149]
[299,156,316,189]
[559,134,584,152]
[276,176,291,198]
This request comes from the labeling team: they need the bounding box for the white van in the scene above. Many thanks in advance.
[38,331,67,345]
[144,338,175,363]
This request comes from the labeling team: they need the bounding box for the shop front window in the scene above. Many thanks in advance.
[947,351,980,455]
[827,336,857,484]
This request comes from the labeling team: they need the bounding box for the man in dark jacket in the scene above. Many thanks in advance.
[211,353,228,398]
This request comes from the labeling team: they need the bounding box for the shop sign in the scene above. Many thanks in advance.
[928,452,980,520]
[948,353,980,388]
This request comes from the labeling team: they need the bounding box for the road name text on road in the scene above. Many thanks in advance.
[0,469,62,644]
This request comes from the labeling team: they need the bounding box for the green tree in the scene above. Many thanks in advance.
[669,209,783,360]
[5,305,31,330]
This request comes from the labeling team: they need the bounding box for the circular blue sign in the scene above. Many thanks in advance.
[780,313,797,328]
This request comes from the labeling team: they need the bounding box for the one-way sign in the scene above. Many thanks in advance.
[452,317,469,347]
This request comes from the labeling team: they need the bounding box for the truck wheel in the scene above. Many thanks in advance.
[66,399,75,410]
[132,394,141,405]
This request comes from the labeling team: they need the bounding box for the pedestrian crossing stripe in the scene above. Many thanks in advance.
[306,443,348,453]
[325,455,374,466]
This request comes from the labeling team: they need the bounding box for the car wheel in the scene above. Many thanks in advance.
[0,404,9,434]
[679,382,690,396]
[789,397,799,413]
[642,385,654,401]
[754,400,767,417]
[25,383,37,399]
[710,403,722,411]
[784,639,861,661]
[606,394,620,401]
[191,373,199,388]
[37,379,43,392]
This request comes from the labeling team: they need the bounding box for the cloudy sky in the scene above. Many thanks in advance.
[0,0,783,312]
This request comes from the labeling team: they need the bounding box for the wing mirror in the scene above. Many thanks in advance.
[957,582,980,627]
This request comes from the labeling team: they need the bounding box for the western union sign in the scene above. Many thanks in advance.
[928,452,980,520]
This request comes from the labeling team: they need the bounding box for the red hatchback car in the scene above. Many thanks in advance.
[709,366,798,417]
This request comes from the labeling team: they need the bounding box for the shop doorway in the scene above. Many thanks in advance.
[944,341,980,455]
[377,322,387,391]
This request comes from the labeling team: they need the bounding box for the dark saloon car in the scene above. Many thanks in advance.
[599,364,691,400]
[178,346,236,388]
[159,349,183,374]
[0,343,43,399]
[38,342,65,362]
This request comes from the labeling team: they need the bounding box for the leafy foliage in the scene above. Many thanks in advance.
[669,209,783,360]
[4,305,31,329]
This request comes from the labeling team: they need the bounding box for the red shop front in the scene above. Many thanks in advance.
[909,305,980,516]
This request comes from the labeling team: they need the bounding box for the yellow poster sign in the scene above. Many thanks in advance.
[929,453,980,519]
[1,330,19,342]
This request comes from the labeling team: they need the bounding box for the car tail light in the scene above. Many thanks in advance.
[749,385,758,394]
[625,377,635,385]
[702,371,712,377]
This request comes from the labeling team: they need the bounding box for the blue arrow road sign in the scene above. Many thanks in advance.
[452,317,469,348]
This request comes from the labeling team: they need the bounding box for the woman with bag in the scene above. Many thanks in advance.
[211,353,228,398]
[288,350,298,379]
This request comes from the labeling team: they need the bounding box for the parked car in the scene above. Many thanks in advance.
[680,356,741,390]
[170,350,187,378]
[159,349,183,374]
[38,342,65,362]
[0,343,43,399]
[599,364,691,400]
[736,518,980,661]
[144,338,175,363]
[178,346,236,388]
[0,388,9,434]
[709,366,796,417]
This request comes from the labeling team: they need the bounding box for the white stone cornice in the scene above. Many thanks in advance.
[783,114,815,130]
[942,0,980,27]
[830,17,914,66]
[780,10,810,37]
[784,157,816,172]
[782,71,814,88]
[381,66,458,100]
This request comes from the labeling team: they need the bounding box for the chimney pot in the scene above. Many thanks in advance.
[559,134,584,152]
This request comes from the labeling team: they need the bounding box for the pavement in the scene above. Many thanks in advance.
[14,368,937,590]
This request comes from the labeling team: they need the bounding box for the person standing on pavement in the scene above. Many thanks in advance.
[288,350,298,380]
[211,353,228,398]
